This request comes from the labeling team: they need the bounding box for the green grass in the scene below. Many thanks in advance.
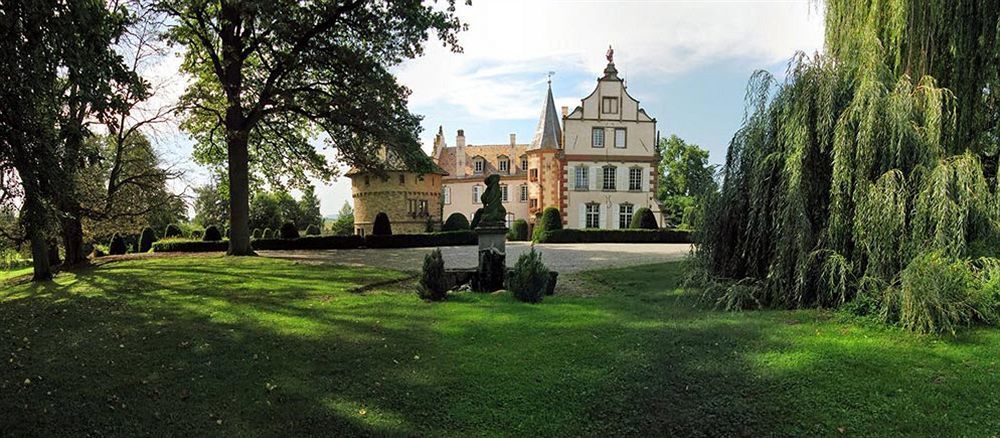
[2,257,1000,436]
[0,267,32,282]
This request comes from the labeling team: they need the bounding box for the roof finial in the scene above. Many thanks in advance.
[547,71,555,86]
[606,45,614,63]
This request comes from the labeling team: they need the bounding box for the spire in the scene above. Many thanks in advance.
[530,76,562,150]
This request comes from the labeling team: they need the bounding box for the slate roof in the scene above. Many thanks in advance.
[529,82,562,150]
[437,144,529,179]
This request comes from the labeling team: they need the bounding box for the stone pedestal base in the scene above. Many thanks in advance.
[473,226,507,292]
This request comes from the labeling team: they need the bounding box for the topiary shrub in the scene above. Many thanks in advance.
[262,228,274,239]
[139,227,157,252]
[442,213,470,231]
[109,233,127,255]
[305,224,321,236]
[417,249,448,301]
[164,224,183,238]
[507,219,529,241]
[252,228,262,239]
[507,246,549,303]
[279,222,300,239]
[203,225,223,242]
[630,207,659,229]
[373,212,392,236]
[532,207,562,241]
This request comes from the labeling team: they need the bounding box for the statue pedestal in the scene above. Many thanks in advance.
[472,226,507,292]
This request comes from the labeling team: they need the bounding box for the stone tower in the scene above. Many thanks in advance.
[525,78,564,221]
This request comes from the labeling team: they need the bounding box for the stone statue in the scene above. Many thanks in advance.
[470,174,507,229]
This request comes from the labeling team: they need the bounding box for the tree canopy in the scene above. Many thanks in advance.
[158,0,467,255]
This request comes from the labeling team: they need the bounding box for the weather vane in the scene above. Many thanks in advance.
[547,71,555,84]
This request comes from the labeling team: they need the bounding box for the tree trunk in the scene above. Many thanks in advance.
[60,214,86,265]
[226,129,254,256]
[22,192,52,282]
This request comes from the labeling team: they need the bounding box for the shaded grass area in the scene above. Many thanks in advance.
[0,267,31,282]
[1,257,999,436]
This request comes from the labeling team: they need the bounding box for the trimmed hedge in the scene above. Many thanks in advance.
[139,227,157,253]
[279,222,300,239]
[630,207,658,229]
[373,212,392,235]
[305,224,321,236]
[152,239,228,253]
[203,225,223,241]
[109,233,128,255]
[252,235,363,250]
[164,224,183,238]
[507,219,529,241]
[442,213,470,231]
[536,229,692,244]
[533,207,562,241]
[152,232,477,252]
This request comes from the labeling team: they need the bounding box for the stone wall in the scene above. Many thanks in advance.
[350,171,443,235]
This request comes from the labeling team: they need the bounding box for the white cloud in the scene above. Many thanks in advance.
[398,0,825,120]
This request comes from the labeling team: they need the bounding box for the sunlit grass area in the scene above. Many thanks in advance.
[2,257,999,436]
[0,267,31,282]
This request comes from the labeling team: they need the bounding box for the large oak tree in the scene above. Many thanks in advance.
[159,0,466,255]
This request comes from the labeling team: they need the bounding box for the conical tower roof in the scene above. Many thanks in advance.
[530,80,562,150]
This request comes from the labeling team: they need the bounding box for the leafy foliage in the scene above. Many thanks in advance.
[507,247,549,303]
[262,228,273,239]
[373,212,392,236]
[252,228,262,239]
[695,0,1000,333]
[442,213,470,232]
[533,207,562,241]
[328,201,355,236]
[418,249,448,301]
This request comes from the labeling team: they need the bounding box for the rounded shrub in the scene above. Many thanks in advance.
[164,224,183,238]
[109,233,127,255]
[252,228,262,239]
[279,222,300,239]
[418,248,448,301]
[507,246,549,303]
[139,227,157,252]
[442,213,470,231]
[373,212,392,236]
[532,207,562,241]
[507,219,529,241]
[305,224,321,236]
[262,228,274,239]
[202,225,223,241]
[630,207,658,229]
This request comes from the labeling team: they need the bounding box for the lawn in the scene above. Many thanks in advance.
[0,267,31,282]
[2,256,999,436]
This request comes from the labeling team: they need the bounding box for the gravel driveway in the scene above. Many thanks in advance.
[259,242,691,274]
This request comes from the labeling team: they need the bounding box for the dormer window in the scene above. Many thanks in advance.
[498,156,510,174]
[602,96,619,114]
[473,157,485,174]
[520,155,528,172]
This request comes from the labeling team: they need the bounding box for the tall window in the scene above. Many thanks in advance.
[420,200,429,215]
[473,185,481,204]
[602,96,619,114]
[575,166,589,190]
[398,174,405,184]
[529,169,538,182]
[500,184,509,202]
[520,156,528,172]
[619,203,634,229]
[629,167,643,191]
[519,184,528,202]
[586,203,601,228]
[499,157,510,174]
[602,166,617,190]
[473,158,484,174]
[364,175,370,186]
[614,128,627,148]
[592,128,604,148]
[443,187,451,204]
[529,198,538,209]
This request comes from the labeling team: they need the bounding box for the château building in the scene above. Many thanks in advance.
[432,53,663,230]
[348,51,663,234]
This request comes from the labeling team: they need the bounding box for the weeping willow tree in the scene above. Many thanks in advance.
[695,0,1000,333]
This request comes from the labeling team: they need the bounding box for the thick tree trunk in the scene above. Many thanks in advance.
[60,214,86,265]
[22,193,52,282]
[226,129,254,256]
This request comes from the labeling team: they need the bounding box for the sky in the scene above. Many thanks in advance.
[160,0,826,217]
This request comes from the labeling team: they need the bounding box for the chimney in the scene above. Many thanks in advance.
[510,133,516,146]
[432,125,446,159]
[561,106,569,117]
[455,129,466,177]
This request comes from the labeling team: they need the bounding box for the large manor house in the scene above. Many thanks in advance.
[349,52,663,235]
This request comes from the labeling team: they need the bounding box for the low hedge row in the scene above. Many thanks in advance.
[152,231,477,252]
[536,229,692,244]
[151,239,229,253]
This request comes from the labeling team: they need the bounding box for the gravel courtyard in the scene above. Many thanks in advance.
[259,242,691,274]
